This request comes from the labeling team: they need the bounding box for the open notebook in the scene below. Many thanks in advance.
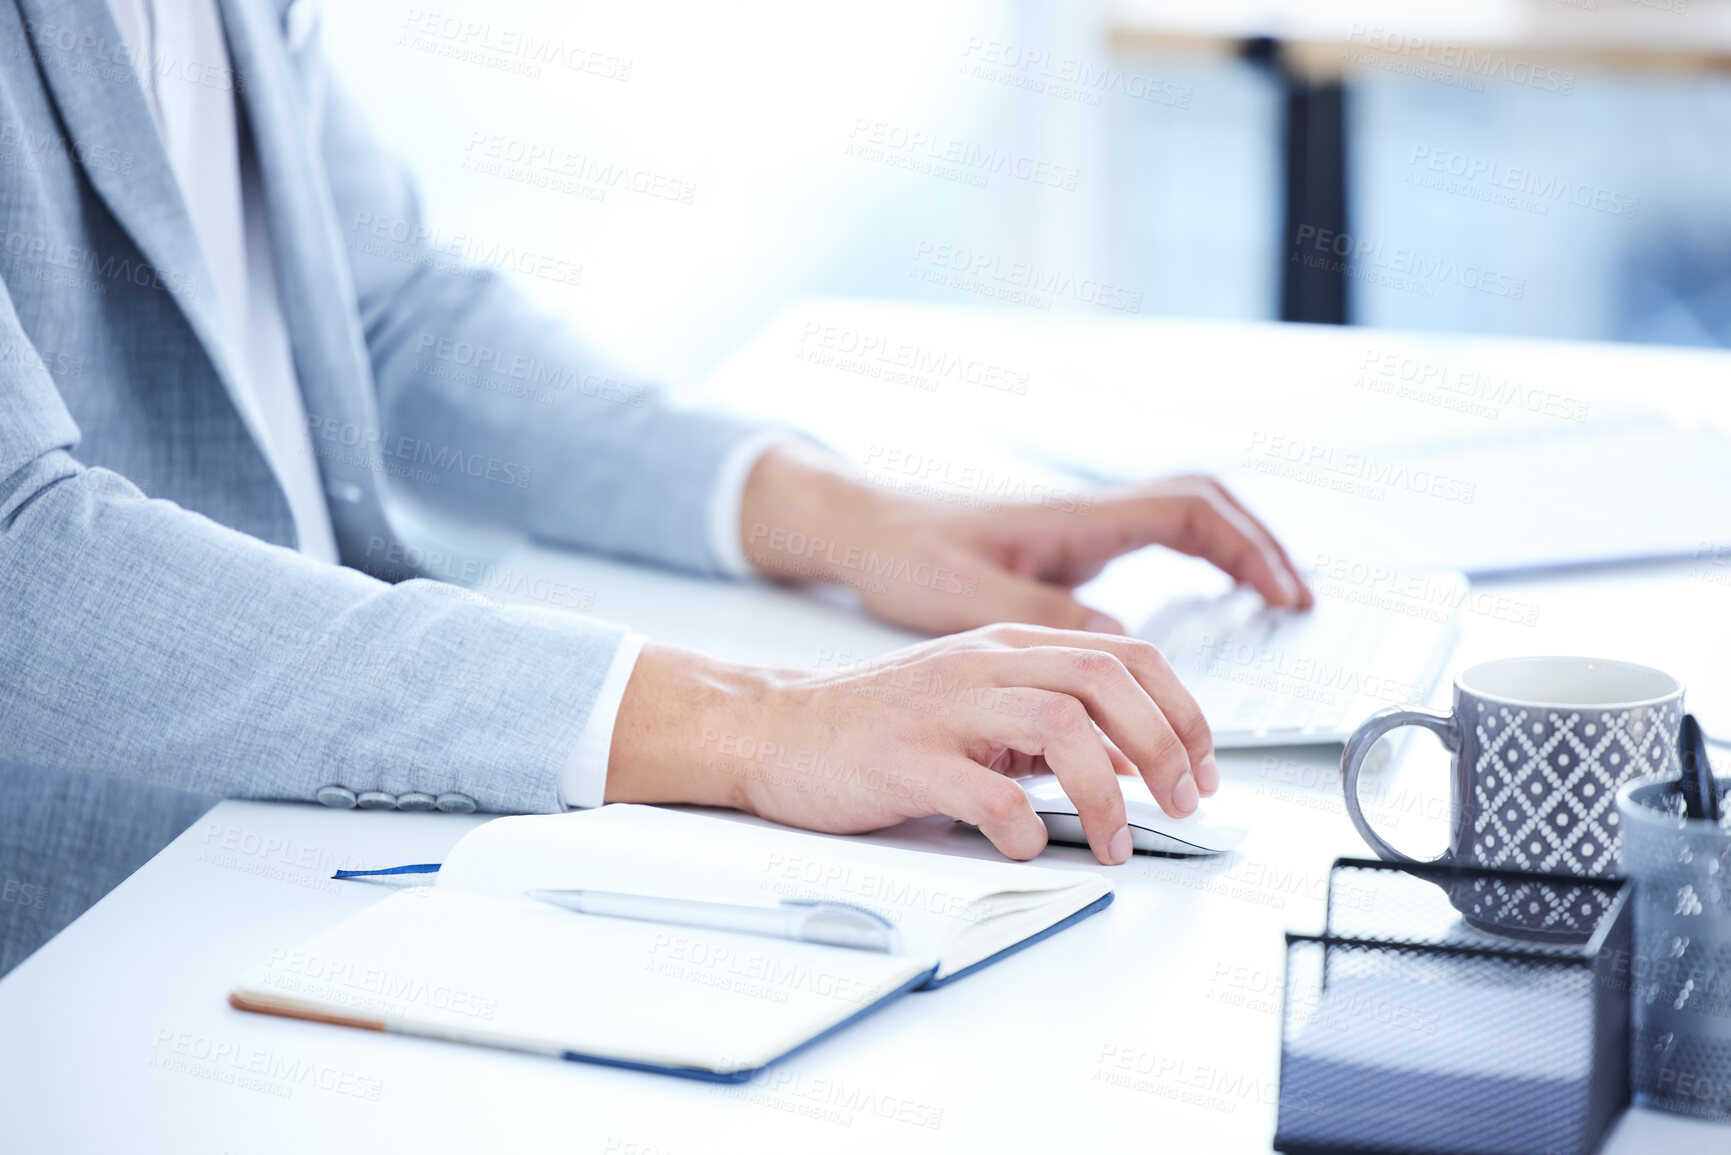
[230,805,1112,1081]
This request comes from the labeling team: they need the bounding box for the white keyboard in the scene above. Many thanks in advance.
[1137,572,1467,747]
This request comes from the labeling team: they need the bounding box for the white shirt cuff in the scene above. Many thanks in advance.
[705,431,799,578]
[557,632,646,809]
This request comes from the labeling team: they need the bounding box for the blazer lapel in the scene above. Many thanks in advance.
[15,0,262,426]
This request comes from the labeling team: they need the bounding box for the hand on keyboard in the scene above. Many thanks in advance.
[739,447,1312,636]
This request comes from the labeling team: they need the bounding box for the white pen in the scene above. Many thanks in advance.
[526,888,901,954]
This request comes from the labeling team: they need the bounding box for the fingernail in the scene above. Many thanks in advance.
[1172,774,1200,816]
[1195,753,1219,796]
[1107,825,1133,864]
[1277,570,1300,604]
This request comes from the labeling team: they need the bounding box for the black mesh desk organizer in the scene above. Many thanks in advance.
[1274,859,1631,1155]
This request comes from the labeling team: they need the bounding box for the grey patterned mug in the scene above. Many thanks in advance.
[1342,656,1683,939]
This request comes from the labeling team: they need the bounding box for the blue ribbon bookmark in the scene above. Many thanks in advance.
[331,863,443,880]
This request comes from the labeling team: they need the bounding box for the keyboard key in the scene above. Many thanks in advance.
[1135,571,1465,746]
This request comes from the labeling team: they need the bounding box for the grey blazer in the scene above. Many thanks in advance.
[0,0,766,973]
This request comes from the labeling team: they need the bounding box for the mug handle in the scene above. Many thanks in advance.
[1341,705,1461,865]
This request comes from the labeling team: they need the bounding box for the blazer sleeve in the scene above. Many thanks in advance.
[314,71,779,576]
[0,277,623,813]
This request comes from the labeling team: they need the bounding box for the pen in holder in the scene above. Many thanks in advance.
[1616,771,1731,1122]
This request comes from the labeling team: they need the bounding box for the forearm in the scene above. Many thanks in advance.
[359,268,779,573]
[737,442,910,584]
[1,453,626,811]
[603,642,778,810]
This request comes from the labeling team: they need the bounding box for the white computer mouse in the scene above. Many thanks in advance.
[1014,772,1248,856]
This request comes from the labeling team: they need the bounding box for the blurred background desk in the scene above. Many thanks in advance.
[1108,0,1731,323]
[324,0,1731,386]
[1110,1,1731,75]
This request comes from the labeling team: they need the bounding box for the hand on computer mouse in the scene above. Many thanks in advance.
[604,624,1218,866]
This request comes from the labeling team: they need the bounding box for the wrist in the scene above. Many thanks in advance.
[738,443,903,584]
[604,642,786,810]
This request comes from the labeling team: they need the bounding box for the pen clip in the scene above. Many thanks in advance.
[1680,714,1721,823]
[779,898,896,927]
[780,899,901,953]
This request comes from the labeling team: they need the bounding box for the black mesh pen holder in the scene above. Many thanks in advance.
[1274,859,1631,1155]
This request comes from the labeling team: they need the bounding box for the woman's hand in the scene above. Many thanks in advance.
[605,626,1216,866]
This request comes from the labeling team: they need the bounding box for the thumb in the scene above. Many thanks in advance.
[974,566,1126,634]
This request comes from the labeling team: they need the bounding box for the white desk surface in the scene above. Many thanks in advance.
[4,305,1730,1153]
[690,298,1731,459]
